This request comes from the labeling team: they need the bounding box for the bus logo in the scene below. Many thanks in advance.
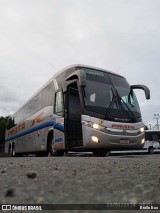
[112,124,134,129]
[123,130,127,135]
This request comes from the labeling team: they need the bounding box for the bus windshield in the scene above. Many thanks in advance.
[83,68,141,122]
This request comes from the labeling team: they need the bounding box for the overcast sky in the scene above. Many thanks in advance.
[0,0,160,127]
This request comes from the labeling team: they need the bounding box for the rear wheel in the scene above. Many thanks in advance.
[12,144,23,157]
[9,144,13,157]
[47,132,64,156]
[92,149,109,157]
[12,144,16,157]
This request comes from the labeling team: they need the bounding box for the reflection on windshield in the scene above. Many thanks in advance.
[84,81,113,109]
[84,80,140,112]
[114,86,140,112]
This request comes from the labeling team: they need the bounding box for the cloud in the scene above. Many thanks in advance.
[0,0,159,126]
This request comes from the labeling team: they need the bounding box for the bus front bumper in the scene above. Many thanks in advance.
[82,125,145,150]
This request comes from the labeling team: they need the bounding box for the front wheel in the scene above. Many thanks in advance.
[148,147,154,154]
[47,132,64,156]
[92,149,109,157]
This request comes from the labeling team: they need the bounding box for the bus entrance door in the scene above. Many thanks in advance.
[65,82,83,149]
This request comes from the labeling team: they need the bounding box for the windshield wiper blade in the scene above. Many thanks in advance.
[105,87,116,118]
[114,89,136,122]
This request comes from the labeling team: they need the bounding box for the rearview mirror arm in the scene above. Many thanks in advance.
[131,84,150,100]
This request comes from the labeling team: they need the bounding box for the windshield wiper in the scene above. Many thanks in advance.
[105,87,117,118]
[114,89,136,122]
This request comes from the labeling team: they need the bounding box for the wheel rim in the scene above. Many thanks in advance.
[12,146,15,156]
[9,147,12,157]
[150,148,154,154]
[51,143,56,153]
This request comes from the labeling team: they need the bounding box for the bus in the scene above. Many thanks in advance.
[110,130,160,155]
[144,130,160,153]
[5,64,150,157]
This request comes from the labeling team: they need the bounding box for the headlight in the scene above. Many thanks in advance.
[141,138,145,144]
[83,121,105,131]
[92,123,100,129]
[140,127,145,133]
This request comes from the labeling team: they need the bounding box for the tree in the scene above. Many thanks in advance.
[0,116,8,146]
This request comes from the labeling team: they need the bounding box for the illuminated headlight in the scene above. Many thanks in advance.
[140,127,145,133]
[83,121,105,131]
[91,136,99,143]
[92,123,100,129]
[141,138,145,144]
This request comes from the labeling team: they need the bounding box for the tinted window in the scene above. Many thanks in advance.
[24,92,42,120]
[6,116,15,130]
[14,108,24,124]
[42,82,54,108]
[54,91,63,116]
[109,74,129,88]
[84,68,112,84]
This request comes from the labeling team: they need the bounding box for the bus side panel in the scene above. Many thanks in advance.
[5,106,54,154]
[53,115,65,150]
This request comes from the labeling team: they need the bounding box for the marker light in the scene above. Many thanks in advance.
[141,139,145,144]
[91,136,99,143]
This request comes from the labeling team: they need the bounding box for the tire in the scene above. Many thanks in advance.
[12,144,16,157]
[148,147,154,154]
[9,144,13,157]
[12,144,23,157]
[92,149,108,157]
[47,132,64,156]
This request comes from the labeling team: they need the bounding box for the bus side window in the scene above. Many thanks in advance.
[7,116,15,130]
[54,91,63,116]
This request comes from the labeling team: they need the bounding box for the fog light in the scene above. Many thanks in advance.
[141,139,145,144]
[91,136,99,143]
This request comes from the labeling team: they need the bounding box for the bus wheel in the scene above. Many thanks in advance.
[9,144,13,157]
[92,149,108,157]
[12,144,16,157]
[148,147,154,154]
[47,132,64,156]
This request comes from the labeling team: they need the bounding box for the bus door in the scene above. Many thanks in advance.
[65,82,83,148]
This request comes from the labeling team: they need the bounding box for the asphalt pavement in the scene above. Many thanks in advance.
[0,154,160,212]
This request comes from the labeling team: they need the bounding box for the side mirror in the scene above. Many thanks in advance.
[131,85,150,100]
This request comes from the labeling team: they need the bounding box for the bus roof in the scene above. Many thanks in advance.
[11,64,124,116]
[55,64,124,78]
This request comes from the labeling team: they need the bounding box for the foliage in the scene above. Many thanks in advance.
[0,116,9,146]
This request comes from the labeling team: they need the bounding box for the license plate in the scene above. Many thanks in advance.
[120,139,129,144]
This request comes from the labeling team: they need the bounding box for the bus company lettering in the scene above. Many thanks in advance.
[31,112,44,126]
[112,124,134,129]
[8,123,25,137]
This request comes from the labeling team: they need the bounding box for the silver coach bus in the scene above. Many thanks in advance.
[5,64,150,157]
